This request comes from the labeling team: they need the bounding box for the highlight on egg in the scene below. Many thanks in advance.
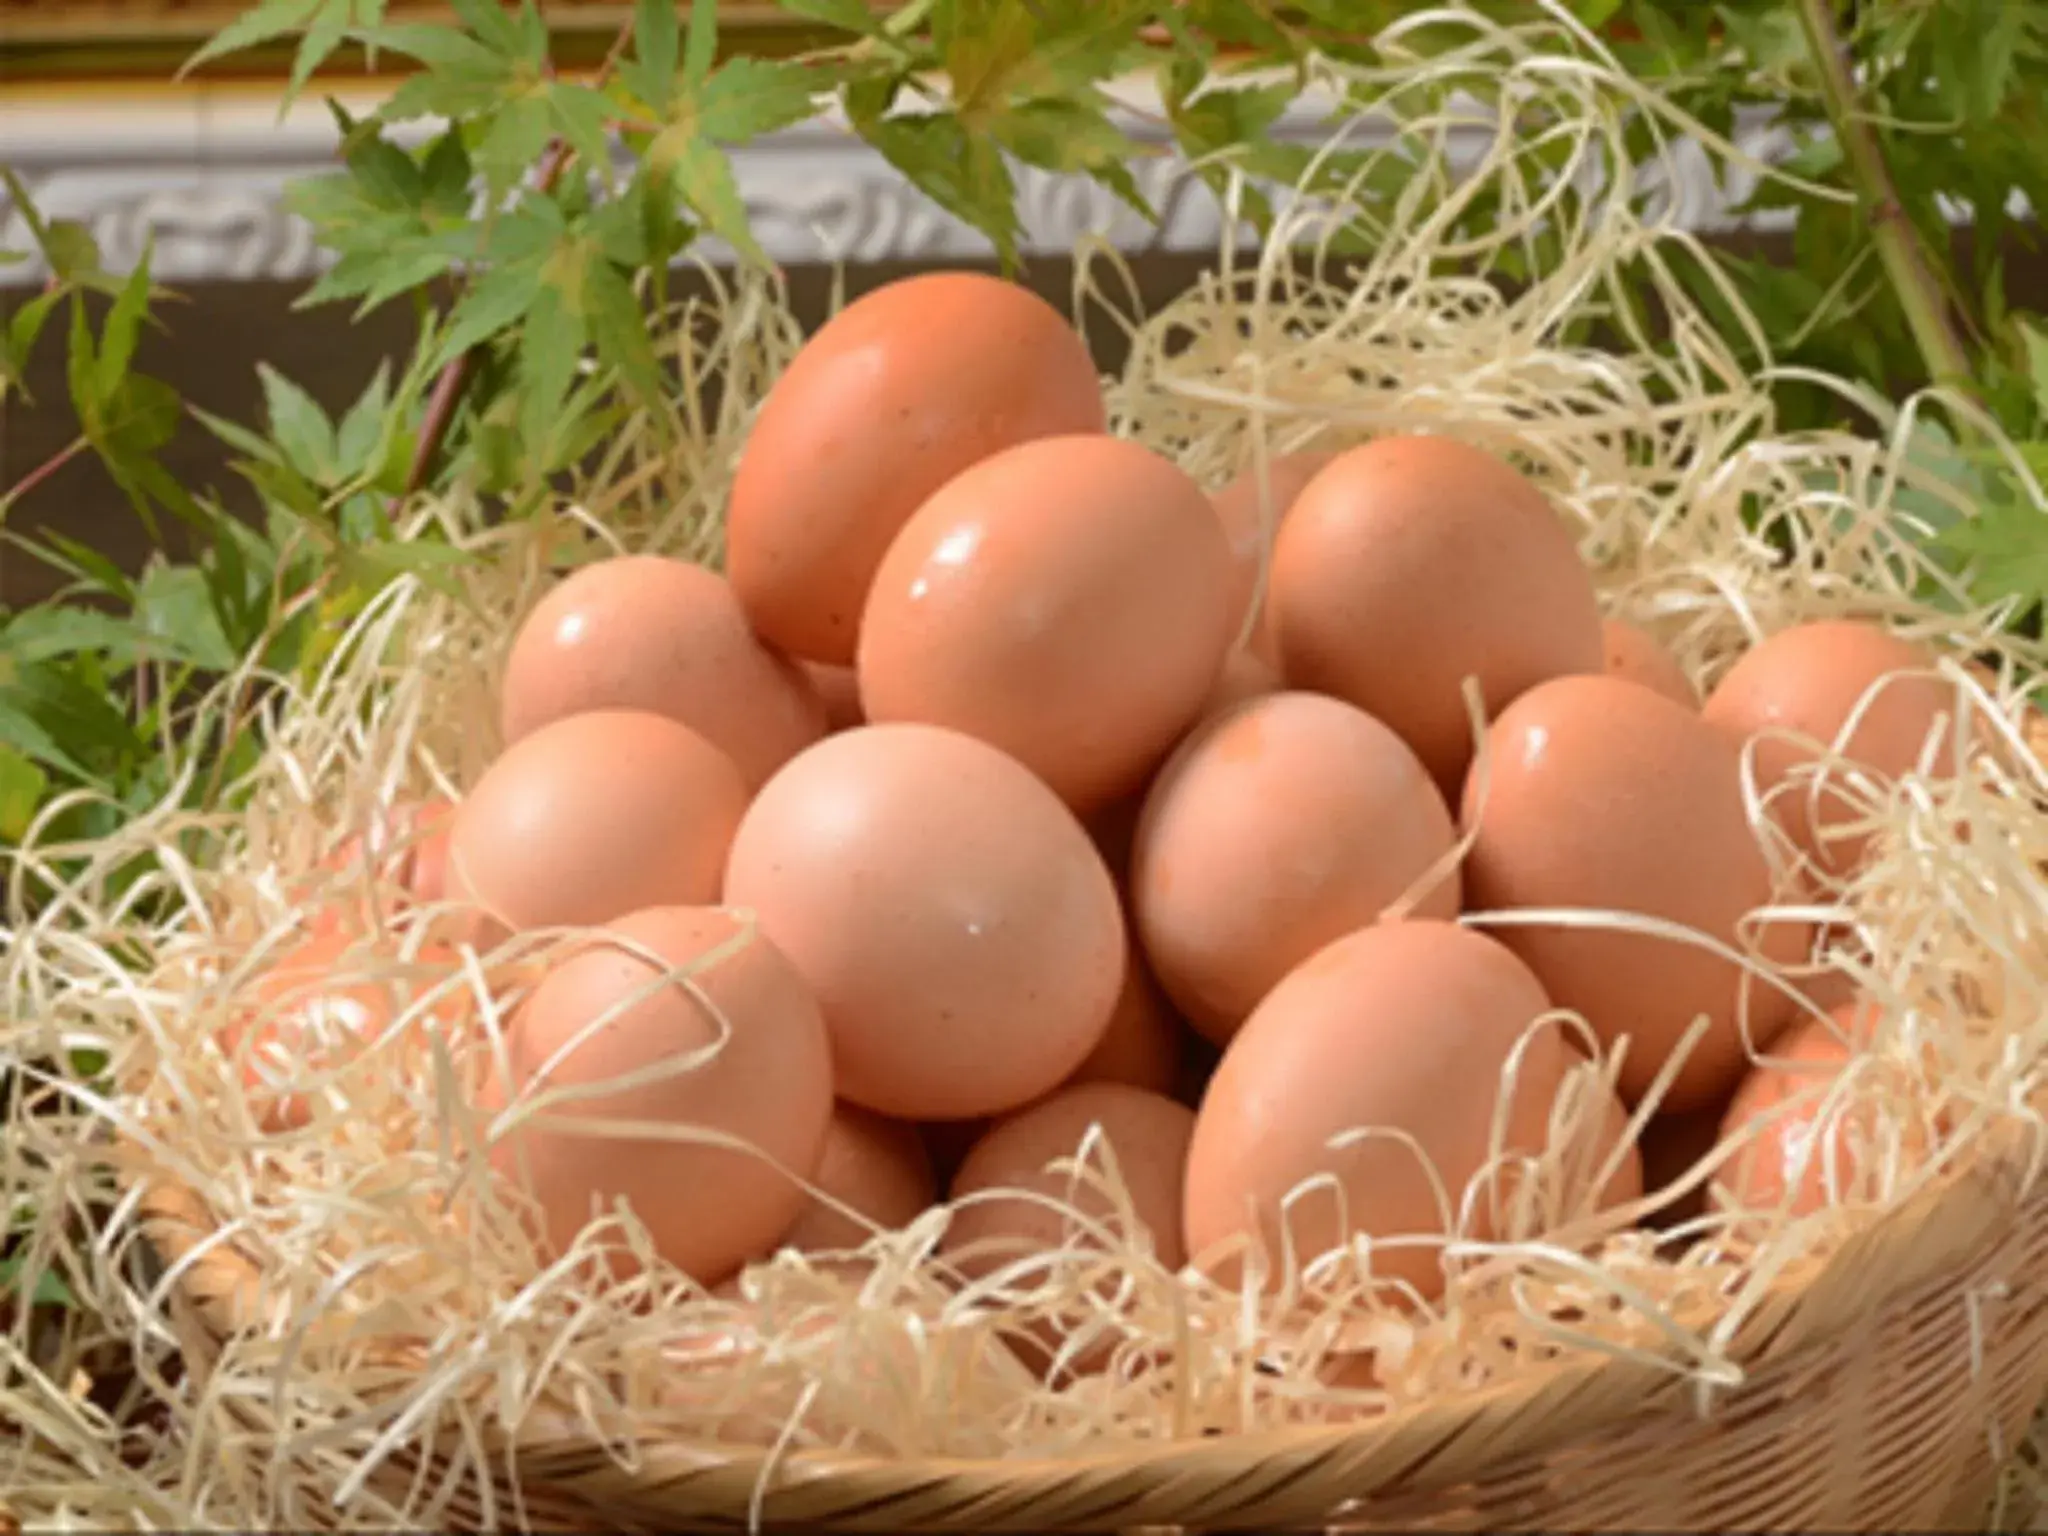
[857,433,1238,813]
[725,271,1107,666]
[499,554,826,789]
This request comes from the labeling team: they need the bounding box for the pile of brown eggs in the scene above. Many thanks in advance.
[241,270,1977,1326]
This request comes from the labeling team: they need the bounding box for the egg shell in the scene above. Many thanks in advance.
[723,723,1127,1119]
[801,662,866,734]
[1269,435,1604,798]
[498,555,827,789]
[858,434,1238,814]
[1183,920,1630,1301]
[450,710,750,938]
[726,272,1106,665]
[1066,941,1186,1097]
[1601,620,1698,709]
[491,906,833,1284]
[310,798,458,939]
[779,1103,938,1254]
[1712,1000,1918,1217]
[947,1082,1194,1266]
[229,931,465,1132]
[945,1083,1195,1376]
[1461,674,1813,1111]
[1701,619,1963,878]
[1133,690,1461,1042]
[1211,450,1335,661]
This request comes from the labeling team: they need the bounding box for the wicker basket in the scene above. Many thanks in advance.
[137,1110,2048,1534]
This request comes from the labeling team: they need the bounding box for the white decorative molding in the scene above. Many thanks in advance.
[0,83,1791,290]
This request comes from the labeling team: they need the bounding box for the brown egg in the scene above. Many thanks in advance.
[801,662,866,734]
[945,1082,1194,1290]
[1269,435,1603,798]
[1134,691,1461,1043]
[1066,941,1185,1097]
[723,723,1126,1119]
[1601,619,1698,708]
[1712,1000,1910,1216]
[409,810,455,906]
[1211,450,1334,660]
[451,710,749,936]
[311,797,458,934]
[727,272,1106,665]
[780,1103,937,1254]
[858,434,1237,814]
[942,1085,1193,1380]
[491,906,833,1284]
[1184,921,1631,1300]
[1701,619,1964,877]
[1461,674,1812,1111]
[498,555,826,790]
[229,931,465,1132]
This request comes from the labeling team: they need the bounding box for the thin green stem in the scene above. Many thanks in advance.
[1792,0,1977,396]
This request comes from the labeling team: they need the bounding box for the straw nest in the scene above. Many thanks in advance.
[7,8,2048,1532]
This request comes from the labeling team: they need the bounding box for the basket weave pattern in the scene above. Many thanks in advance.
[142,1116,2048,1532]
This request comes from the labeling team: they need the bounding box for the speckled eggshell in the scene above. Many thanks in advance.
[1461,674,1813,1111]
[498,555,826,789]
[722,723,1127,1120]
[1701,619,1963,877]
[726,273,1106,665]
[1601,619,1698,709]
[491,906,833,1284]
[1183,921,1634,1300]
[1269,436,1604,798]
[450,710,750,936]
[1133,690,1461,1043]
[858,434,1237,814]
[1210,450,1335,661]
[779,1102,938,1254]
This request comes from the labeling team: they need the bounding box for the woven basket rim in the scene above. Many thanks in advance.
[134,1108,2047,1507]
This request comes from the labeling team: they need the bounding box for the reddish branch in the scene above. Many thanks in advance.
[398,13,639,498]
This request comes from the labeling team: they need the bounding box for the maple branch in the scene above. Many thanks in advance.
[2,436,88,513]
[1793,0,1977,398]
[398,12,639,498]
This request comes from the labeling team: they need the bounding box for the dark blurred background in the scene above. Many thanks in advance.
[4,224,2044,607]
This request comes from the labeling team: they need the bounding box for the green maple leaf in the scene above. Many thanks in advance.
[624,0,816,264]
[1937,492,2048,615]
